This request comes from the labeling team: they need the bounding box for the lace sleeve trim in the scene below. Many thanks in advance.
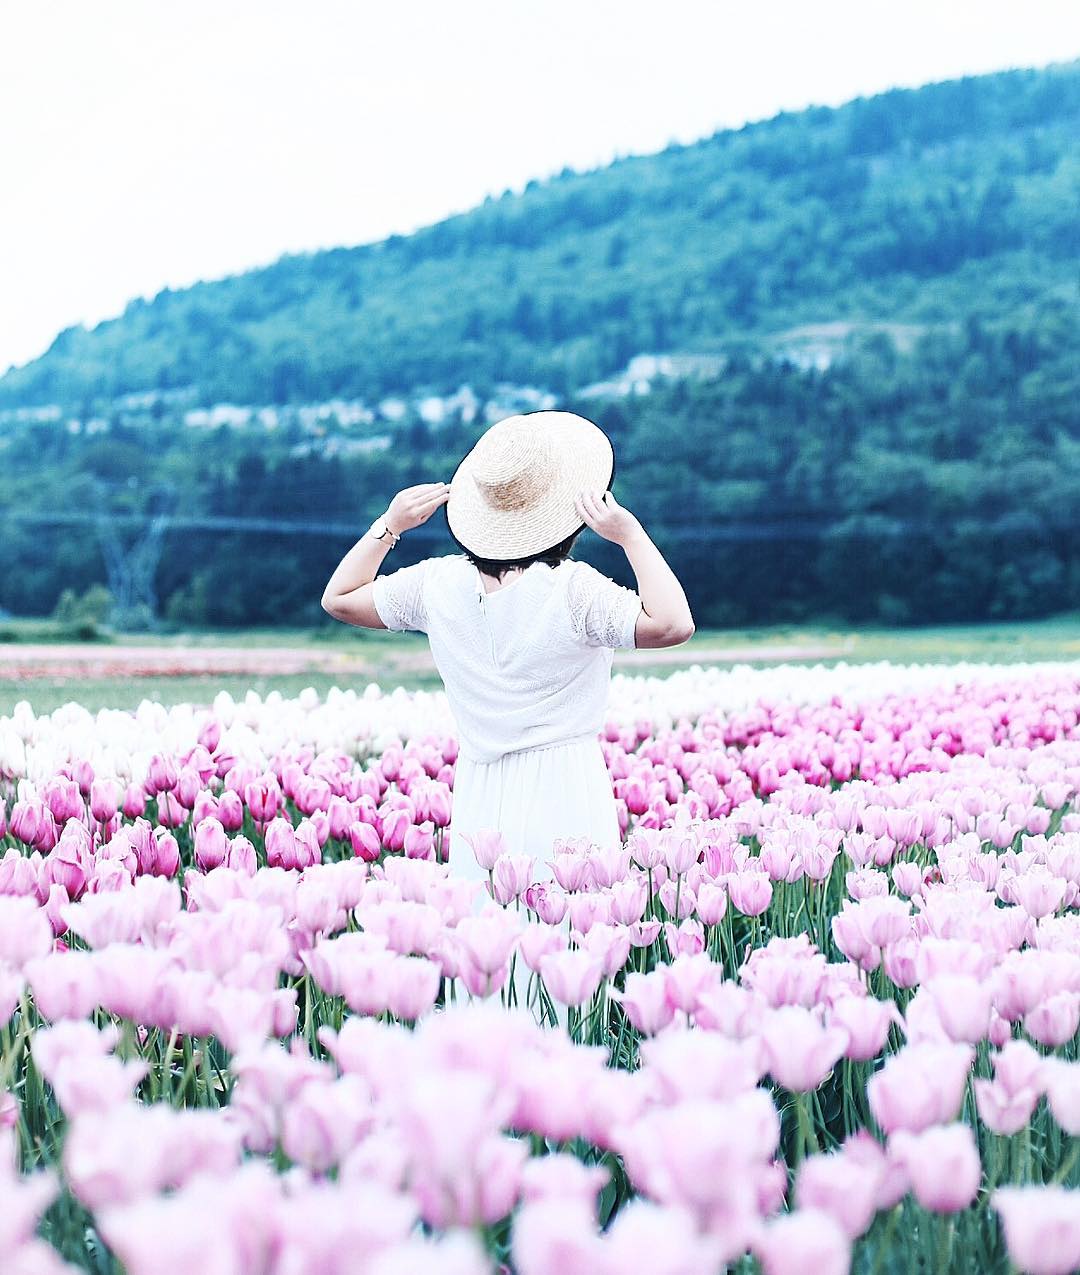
[566,561,641,649]
[371,559,430,633]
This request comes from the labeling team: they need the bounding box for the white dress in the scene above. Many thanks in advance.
[371,552,642,894]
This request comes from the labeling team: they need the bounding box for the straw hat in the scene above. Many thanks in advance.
[446,410,614,560]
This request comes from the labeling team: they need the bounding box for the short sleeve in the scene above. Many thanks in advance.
[371,559,431,633]
[566,561,641,650]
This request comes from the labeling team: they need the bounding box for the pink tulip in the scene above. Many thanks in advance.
[922,974,993,1044]
[217,789,245,833]
[491,852,533,904]
[607,876,648,925]
[1043,1058,1080,1135]
[759,1006,848,1092]
[992,1185,1080,1275]
[1011,866,1068,919]
[454,912,520,977]
[146,753,178,796]
[566,892,611,934]
[827,996,899,1062]
[727,871,773,917]
[225,835,258,875]
[891,861,925,898]
[797,1146,882,1238]
[611,971,675,1036]
[523,882,569,926]
[973,1040,1046,1135]
[1024,992,1080,1048]
[120,782,145,819]
[348,820,382,862]
[0,897,53,969]
[575,923,632,979]
[10,800,46,849]
[280,1075,373,1173]
[151,829,181,878]
[695,882,728,925]
[888,1123,980,1213]
[244,778,281,824]
[89,778,120,824]
[193,817,228,872]
[549,851,590,893]
[403,821,436,862]
[867,1042,973,1134]
[45,832,88,899]
[461,829,506,872]
[754,1208,851,1275]
[539,950,605,1008]
[265,818,300,871]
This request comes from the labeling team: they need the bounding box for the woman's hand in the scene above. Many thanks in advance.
[575,489,644,547]
[385,482,451,535]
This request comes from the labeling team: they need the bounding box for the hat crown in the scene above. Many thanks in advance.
[469,420,554,513]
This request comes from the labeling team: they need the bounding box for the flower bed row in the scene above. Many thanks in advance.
[0,664,1076,1273]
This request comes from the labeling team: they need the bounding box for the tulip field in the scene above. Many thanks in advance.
[0,660,1078,1275]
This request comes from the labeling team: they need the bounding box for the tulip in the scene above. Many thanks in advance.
[1011,866,1068,919]
[383,957,442,1022]
[867,1042,973,1134]
[759,1006,848,1093]
[611,971,675,1036]
[727,871,773,917]
[796,1147,882,1238]
[1024,991,1080,1048]
[922,974,993,1044]
[539,950,605,1008]
[827,996,899,1062]
[193,817,228,872]
[244,778,281,824]
[754,1208,851,1275]
[695,882,728,925]
[888,1123,980,1213]
[523,882,569,926]
[992,1186,1080,1275]
[1040,1059,1079,1136]
[146,753,178,796]
[348,820,382,862]
[491,852,533,904]
[461,829,506,872]
[265,818,300,871]
[608,875,648,926]
[454,912,520,977]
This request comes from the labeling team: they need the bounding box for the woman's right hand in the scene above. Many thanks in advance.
[385,482,450,535]
[575,489,644,547]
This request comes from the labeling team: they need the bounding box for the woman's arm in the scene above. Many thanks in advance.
[321,482,449,628]
[574,488,695,649]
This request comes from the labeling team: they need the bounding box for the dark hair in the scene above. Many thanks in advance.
[461,528,582,580]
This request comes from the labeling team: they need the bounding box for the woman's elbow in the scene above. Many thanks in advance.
[641,616,694,647]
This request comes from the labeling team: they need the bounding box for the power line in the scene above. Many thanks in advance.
[1,510,1071,542]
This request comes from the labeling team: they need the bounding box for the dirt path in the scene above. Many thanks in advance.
[0,641,840,682]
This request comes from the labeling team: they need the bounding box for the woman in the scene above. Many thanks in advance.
[321,410,694,901]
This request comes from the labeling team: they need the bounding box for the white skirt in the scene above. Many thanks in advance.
[449,734,621,893]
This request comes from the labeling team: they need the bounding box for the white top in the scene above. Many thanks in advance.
[371,553,642,764]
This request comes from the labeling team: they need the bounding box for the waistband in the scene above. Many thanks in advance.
[456,730,599,767]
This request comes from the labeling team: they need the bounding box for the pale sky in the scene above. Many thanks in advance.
[1,1,1078,375]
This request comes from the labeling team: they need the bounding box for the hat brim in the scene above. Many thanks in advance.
[446,411,614,560]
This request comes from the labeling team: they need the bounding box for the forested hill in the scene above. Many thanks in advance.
[3,59,1079,409]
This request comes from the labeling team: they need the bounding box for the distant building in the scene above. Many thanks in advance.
[580,351,726,399]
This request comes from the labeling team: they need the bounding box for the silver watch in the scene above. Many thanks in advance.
[368,517,400,548]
